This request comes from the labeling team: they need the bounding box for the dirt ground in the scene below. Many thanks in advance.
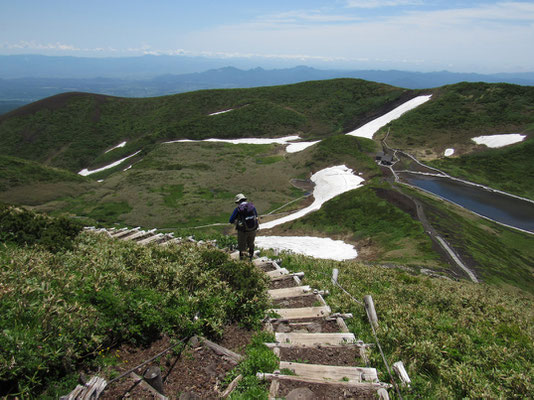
[97,324,252,399]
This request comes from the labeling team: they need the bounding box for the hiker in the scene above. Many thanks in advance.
[229,193,259,261]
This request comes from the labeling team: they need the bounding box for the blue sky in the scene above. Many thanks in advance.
[1,0,533,73]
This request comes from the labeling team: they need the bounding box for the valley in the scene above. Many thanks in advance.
[1,77,534,399]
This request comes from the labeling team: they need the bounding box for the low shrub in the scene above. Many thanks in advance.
[0,232,269,397]
[0,204,82,252]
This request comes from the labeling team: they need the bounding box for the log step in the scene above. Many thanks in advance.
[279,361,378,383]
[266,268,289,278]
[274,332,355,347]
[111,228,139,239]
[270,306,331,320]
[268,286,311,299]
[257,372,391,390]
[137,234,164,246]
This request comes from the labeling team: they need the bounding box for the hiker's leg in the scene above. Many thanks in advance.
[246,230,257,260]
[238,231,247,260]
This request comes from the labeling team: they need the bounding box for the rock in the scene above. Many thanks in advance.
[286,387,315,400]
[188,336,200,347]
[276,322,292,333]
[306,322,322,333]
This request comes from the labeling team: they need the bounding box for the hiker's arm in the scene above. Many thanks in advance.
[229,208,238,223]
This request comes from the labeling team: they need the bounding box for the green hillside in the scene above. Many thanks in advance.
[428,136,534,200]
[379,82,534,160]
[0,79,407,172]
[1,208,532,398]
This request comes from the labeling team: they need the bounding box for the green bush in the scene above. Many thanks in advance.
[0,232,269,397]
[0,205,82,252]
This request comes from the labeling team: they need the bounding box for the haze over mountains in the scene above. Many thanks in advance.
[1,55,534,114]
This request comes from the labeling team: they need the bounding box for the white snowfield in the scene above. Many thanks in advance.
[346,95,432,139]
[104,141,127,153]
[255,235,358,261]
[78,150,141,176]
[209,109,234,116]
[163,135,319,153]
[260,165,364,230]
[444,148,455,157]
[472,134,526,148]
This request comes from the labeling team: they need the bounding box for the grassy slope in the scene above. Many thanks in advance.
[403,186,534,293]
[277,253,534,399]
[0,79,406,172]
[0,232,268,397]
[34,135,382,229]
[379,82,534,160]
[428,137,534,200]
[279,182,445,269]
[0,155,96,206]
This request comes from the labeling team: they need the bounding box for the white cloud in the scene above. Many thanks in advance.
[346,0,422,8]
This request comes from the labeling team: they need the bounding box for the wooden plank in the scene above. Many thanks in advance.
[221,374,242,398]
[201,337,243,363]
[336,317,350,333]
[269,272,304,282]
[111,228,138,238]
[257,373,391,390]
[159,238,182,246]
[137,234,163,246]
[279,361,378,383]
[130,372,168,400]
[268,379,279,400]
[270,306,331,320]
[268,286,311,299]
[266,268,289,278]
[275,332,355,347]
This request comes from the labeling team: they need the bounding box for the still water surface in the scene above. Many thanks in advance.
[401,173,534,233]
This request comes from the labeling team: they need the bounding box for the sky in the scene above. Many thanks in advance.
[1,0,533,73]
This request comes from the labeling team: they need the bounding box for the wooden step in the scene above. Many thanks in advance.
[258,373,391,399]
[279,361,378,383]
[274,332,355,347]
[137,234,164,246]
[268,286,312,299]
[270,306,331,320]
[159,238,182,246]
[112,228,139,239]
[122,229,157,241]
[266,268,289,278]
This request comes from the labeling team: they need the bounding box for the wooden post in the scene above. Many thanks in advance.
[332,268,339,285]
[144,366,164,395]
[393,361,411,387]
[363,295,378,329]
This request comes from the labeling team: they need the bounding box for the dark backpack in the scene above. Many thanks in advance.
[236,202,258,232]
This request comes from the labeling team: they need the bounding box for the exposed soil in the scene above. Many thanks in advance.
[280,345,361,366]
[273,294,321,308]
[269,276,299,289]
[276,380,378,399]
[256,262,277,272]
[96,325,252,399]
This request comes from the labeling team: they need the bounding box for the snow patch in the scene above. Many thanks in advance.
[163,135,301,146]
[286,141,320,153]
[256,235,358,261]
[444,148,454,157]
[104,141,127,153]
[209,109,234,116]
[346,95,432,139]
[260,165,364,230]
[472,134,526,148]
[78,151,141,176]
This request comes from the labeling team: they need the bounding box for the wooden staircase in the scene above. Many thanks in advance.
[77,227,392,399]
[253,257,391,399]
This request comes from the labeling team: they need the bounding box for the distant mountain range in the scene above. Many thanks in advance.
[1,54,533,114]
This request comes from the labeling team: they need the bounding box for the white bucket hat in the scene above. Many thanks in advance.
[234,193,247,203]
